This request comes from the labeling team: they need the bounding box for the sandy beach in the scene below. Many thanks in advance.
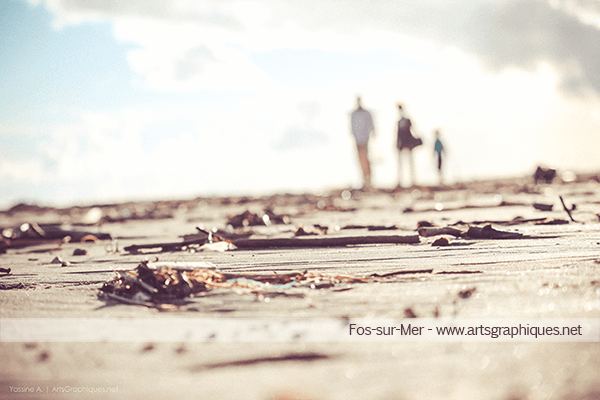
[1,175,599,400]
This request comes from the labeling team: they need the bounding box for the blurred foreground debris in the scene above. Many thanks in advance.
[190,352,331,372]
[0,222,111,252]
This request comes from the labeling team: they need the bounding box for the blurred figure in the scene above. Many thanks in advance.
[433,129,444,185]
[350,96,375,188]
[396,104,422,187]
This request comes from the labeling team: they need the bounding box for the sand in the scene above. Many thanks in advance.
[1,176,599,400]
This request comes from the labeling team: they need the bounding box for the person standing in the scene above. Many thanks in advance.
[396,104,422,187]
[433,129,444,185]
[350,97,375,188]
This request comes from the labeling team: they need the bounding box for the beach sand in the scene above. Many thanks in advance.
[1,175,599,400]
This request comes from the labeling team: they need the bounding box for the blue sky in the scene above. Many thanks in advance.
[2,0,600,208]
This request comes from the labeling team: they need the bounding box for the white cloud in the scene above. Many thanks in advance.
[33,0,600,95]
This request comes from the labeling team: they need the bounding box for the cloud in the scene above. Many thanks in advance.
[33,0,600,96]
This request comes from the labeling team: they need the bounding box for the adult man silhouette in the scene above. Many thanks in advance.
[350,97,375,188]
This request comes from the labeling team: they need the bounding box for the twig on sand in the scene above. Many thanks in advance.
[559,196,576,222]
[370,269,433,278]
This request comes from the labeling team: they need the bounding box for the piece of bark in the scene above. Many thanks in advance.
[533,203,553,212]
[232,234,420,249]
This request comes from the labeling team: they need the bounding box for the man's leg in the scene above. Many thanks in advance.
[356,144,371,187]
[437,153,443,184]
[397,150,402,188]
[408,150,415,187]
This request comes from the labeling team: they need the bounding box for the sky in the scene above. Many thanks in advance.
[2,0,600,209]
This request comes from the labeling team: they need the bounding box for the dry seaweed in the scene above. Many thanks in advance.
[99,261,427,308]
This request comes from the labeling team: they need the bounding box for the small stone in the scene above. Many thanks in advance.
[72,248,88,256]
[432,237,450,247]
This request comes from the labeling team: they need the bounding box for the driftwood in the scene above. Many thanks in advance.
[465,225,523,239]
[232,235,420,249]
[124,234,419,253]
[418,226,464,237]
